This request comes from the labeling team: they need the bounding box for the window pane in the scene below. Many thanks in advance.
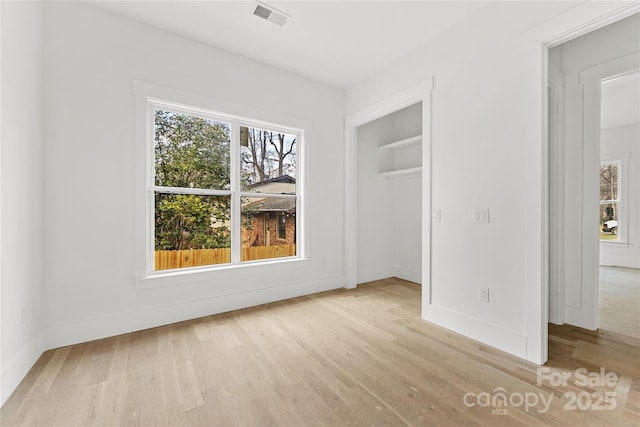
[240,126,297,193]
[155,110,231,190]
[600,161,620,241]
[600,201,618,223]
[277,214,286,240]
[600,162,619,202]
[241,196,296,262]
[154,193,231,270]
[600,201,619,240]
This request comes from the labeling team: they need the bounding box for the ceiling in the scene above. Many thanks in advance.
[601,71,640,129]
[90,1,485,89]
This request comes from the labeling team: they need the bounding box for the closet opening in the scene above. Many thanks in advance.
[344,78,433,310]
[355,102,423,285]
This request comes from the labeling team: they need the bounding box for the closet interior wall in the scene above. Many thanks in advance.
[356,102,423,284]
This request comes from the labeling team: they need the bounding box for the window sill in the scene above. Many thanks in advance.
[135,256,310,290]
[600,240,629,248]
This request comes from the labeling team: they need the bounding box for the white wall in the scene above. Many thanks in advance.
[42,2,345,349]
[389,104,423,284]
[600,123,640,268]
[0,1,47,405]
[346,1,636,363]
[356,117,394,282]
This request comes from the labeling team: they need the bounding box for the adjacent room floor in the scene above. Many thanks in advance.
[2,278,639,426]
[599,266,640,340]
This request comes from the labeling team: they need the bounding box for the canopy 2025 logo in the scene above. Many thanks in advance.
[462,367,620,415]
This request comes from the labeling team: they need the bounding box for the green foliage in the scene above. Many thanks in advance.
[155,194,230,250]
[154,110,231,250]
[155,110,230,189]
[153,110,297,252]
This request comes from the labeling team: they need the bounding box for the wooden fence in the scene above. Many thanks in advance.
[155,244,296,271]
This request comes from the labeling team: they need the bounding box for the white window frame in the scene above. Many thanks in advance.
[600,153,629,245]
[133,82,308,286]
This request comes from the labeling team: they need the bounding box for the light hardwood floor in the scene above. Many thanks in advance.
[599,266,640,339]
[2,278,639,426]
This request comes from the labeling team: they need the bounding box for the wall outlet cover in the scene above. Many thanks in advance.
[472,208,490,223]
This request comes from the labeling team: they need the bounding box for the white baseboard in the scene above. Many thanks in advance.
[1,330,46,406]
[357,266,393,284]
[393,265,421,284]
[422,303,528,361]
[357,265,421,285]
[564,306,598,331]
[600,255,640,269]
[46,274,345,350]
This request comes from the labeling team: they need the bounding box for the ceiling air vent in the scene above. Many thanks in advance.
[253,2,289,26]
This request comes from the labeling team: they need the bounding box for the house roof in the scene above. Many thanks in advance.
[248,175,296,188]
[244,197,296,214]
[247,176,296,196]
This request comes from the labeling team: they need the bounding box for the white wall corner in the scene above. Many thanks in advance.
[393,265,422,285]
[356,266,395,286]
[1,331,46,406]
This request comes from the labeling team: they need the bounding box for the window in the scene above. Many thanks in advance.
[276,214,287,240]
[150,101,299,272]
[600,160,620,241]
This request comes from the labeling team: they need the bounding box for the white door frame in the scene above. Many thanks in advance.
[571,53,639,329]
[544,6,639,332]
[344,78,433,290]
[547,74,565,325]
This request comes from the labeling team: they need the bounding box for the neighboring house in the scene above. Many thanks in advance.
[242,176,296,247]
[246,175,296,194]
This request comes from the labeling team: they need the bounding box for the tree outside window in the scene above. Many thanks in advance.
[600,161,620,240]
[152,105,299,272]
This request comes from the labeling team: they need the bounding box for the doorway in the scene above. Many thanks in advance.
[547,14,640,336]
[598,71,640,339]
[344,78,433,296]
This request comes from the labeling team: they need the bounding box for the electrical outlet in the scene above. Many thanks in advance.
[479,288,490,302]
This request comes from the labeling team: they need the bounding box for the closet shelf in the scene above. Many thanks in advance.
[379,167,422,179]
[378,135,422,150]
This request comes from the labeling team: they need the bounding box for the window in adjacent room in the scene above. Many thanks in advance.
[600,160,620,241]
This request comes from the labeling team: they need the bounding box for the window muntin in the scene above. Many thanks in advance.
[150,102,300,273]
[600,160,620,241]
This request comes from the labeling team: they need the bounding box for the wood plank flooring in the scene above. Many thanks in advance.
[2,278,639,426]
[599,266,640,339]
